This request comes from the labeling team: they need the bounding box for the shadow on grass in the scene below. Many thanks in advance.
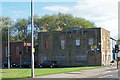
[1,77,30,80]
[1,78,120,80]
[2,78,16,80]
[1,76,31,80]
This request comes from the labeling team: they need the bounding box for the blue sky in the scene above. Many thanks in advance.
[1,0,119,39]
[2,2,76,19]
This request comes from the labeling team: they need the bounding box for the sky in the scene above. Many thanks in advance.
[1,0,119,39]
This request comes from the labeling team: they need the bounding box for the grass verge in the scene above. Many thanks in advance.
[1,66,102,80]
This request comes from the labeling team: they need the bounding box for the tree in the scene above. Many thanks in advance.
[14,18,28,41]
[28,15,40,42]
[0,17,12,28]
[39,13,96,32]
[1,13,96,42]
[0,17,13,42]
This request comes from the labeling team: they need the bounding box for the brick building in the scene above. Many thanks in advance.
[2,42,32,65]
[38,28,110,66]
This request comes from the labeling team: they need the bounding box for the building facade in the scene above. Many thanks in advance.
[2,42,32,65]
[38,28,110,66]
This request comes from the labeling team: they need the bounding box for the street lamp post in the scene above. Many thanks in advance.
[31,0,34,78]
[8,26,10,69]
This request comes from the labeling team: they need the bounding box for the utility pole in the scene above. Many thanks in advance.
[31,0,34,78]
[8,26,10,69]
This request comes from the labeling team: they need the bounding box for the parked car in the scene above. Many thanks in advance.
[2,60,19,68]
[39,61,58,68]
[22,61,31,68]
[22,61,37,68]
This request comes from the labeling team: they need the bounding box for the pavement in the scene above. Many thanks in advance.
[35,66,118,78]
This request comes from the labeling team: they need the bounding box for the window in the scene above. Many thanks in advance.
[61,40,65,49]
[103,54,104,61]
[25,46,28,53]
[102,38,104,49]
[28,46,31,53]
[108,55,110,61]
[16,47,19,57]
[76,55,87,62]
[75,39,80,46]
[45,40,50,49]
[105,55,107,61]
[88,38,93,45]
[5,46,7,57]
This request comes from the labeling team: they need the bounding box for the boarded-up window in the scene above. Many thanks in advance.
[5,46,7,57]
[56,55,65,62]
[16,47,19,57]
[76,55,87,62]
[45,40,50,49]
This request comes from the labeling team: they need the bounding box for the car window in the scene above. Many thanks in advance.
[44,61,49,64]
[43,61,57,64]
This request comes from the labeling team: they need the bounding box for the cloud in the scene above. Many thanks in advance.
[44,5,70,13]
[43,0,119,38]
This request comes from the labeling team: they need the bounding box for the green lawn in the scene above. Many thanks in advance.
[1,66,102,80]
